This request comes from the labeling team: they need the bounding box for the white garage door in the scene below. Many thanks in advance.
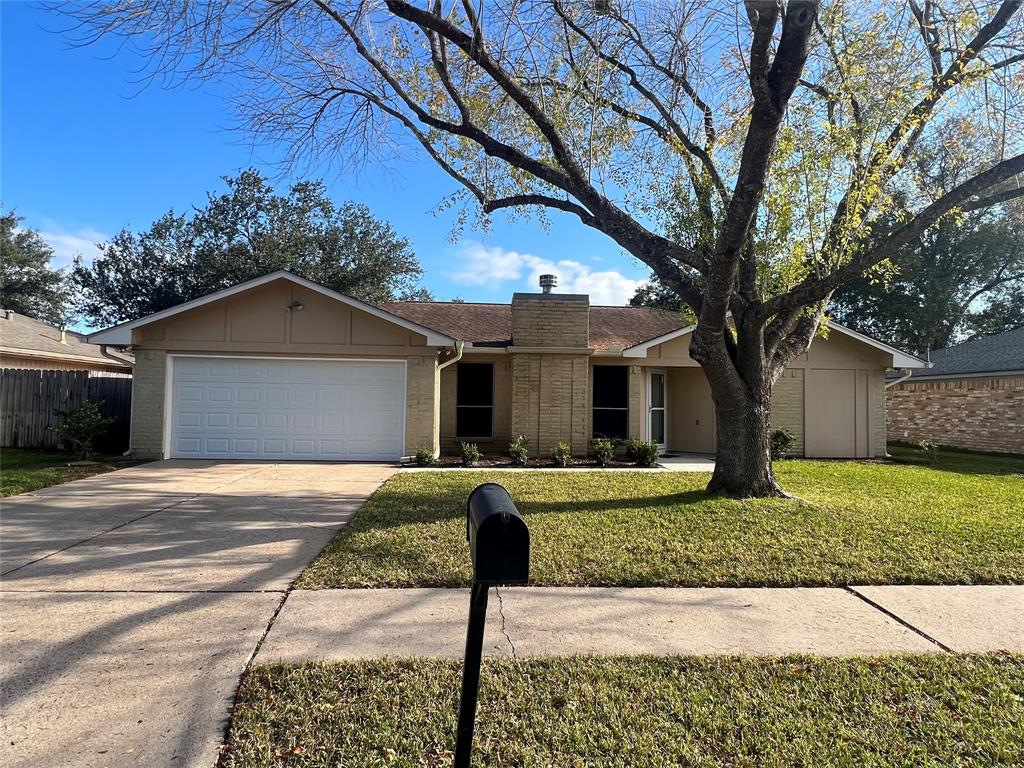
[169,357,406,460]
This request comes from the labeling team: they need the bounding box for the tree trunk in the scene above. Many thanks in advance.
[704,375,787,498]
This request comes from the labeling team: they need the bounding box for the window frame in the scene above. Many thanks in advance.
[455,362,495,439]
[591,365,629,439]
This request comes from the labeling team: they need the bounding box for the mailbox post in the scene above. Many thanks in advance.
[455,483,530,768]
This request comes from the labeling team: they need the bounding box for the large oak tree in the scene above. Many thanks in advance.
[60,0,1024,496]
[72,170,431,326]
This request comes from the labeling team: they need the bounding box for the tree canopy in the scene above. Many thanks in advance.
[73,170,431,327]
[831,206,1024,353]
[0,211,67,325]
[58,0,1024,496]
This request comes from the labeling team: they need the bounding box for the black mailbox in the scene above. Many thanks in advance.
[456,483,531,767]
[466,483,530,586]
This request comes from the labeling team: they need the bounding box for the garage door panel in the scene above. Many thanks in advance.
[170,357,405,460]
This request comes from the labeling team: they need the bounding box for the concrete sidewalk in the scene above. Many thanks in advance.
[256,585,1024,662]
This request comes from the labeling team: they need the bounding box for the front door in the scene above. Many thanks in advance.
[648,369,667,453]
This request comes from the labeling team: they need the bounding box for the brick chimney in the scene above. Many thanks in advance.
[511,276,589,349]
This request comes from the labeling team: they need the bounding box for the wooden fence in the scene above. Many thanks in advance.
[0,369,133,451]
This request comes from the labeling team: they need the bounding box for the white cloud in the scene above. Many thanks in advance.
[36,226,108,269]
[449,242,642,305]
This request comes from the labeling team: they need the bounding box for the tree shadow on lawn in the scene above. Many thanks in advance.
[347,485,738,531]
[883,446,1024,477]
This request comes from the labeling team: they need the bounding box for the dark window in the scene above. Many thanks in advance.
[592,366,629,439]
[456,363,494,438]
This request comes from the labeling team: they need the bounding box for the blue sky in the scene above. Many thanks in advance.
[1,2,650,324]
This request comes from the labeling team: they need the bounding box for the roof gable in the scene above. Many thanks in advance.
[87,271,455,346]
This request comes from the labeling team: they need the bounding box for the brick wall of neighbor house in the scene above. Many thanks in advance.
[440,356,513,453]
[771,368,805,455]
[511,353,590,455]
[129,349,167,460]
[887,375,1024,455]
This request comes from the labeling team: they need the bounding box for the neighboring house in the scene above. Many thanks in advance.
[887,327,1024,455]
[0,309,133,373]
[88,270,925,462]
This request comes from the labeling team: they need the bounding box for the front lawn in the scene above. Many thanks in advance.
[220,654,1024,767]
[297,455,1024,588]
[0,449,118,497]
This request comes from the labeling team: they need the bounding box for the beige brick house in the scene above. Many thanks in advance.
[89,270,925,461]
[887,327,1024,455]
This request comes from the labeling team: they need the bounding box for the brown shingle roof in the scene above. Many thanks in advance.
[0,310,133,367]
[383,301,688,350]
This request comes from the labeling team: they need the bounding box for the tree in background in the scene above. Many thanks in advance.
[0,211,68,324]
[60,1,1024,497]
[831,207,1024,353]
[73,171,431,327]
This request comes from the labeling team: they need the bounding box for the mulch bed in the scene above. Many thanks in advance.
[416,453,640,469]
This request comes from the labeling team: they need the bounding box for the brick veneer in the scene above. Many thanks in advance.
[511,353,590,455]
[887,375,1024,455]
[511,294,589,348]
[771,368,805,454]
[405,355,440,454]
[129,349,167,460]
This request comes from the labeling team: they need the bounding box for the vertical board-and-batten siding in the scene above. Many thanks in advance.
[0,369,132,450]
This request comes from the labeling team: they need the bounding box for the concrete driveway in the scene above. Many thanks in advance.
[0,460,394,768]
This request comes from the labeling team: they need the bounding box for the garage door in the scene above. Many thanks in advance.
[169,357,405,460]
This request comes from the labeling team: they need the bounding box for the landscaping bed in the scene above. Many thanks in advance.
[0,449,121,496]
[414,452,638,469]
[220,654,1024,767]
[297,454,1024,588]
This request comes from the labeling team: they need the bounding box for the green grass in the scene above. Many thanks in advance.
[297,454,1024,588]
[220,654,1024,767]
[0,449,117,496]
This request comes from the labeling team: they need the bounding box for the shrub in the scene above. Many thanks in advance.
[592,438,614,467]
[551,441,572,467]
[413,445,435,467]
[918,439,939,464]
[460,441,482,467]
[769,428,796,460]
[625,438,660,466]
[51,400,115,460]
[630,439,660,467]
[509,435,529,467]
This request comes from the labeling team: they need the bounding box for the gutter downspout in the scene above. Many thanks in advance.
[402,341,464,464]
[885,367,913,389]
[883,367,913,458]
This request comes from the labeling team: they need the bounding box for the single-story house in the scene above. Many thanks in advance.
[1,309,133,373]
[887,326,1024,455]
[88,270,926,462]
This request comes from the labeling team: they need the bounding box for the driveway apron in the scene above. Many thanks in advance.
[0,460,393,768]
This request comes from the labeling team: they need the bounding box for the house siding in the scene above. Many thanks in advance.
[887,375,1024,455]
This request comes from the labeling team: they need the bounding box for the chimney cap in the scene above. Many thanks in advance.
[539,274,557,293]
